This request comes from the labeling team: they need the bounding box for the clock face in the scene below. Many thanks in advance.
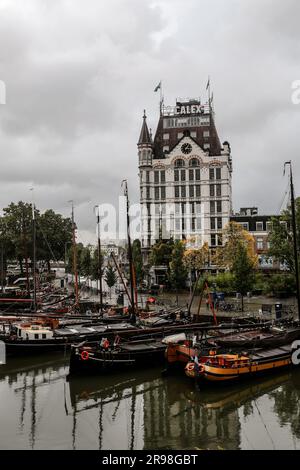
[181,143,192,155]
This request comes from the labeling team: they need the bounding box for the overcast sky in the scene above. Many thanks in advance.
[0,0,299,244]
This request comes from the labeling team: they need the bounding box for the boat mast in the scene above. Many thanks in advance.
[122,180,135,321]
[95,205,103,313]
[70,201,79,307]
[32,201,37,312]
[285,161,300,320]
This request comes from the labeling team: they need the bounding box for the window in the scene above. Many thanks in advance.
[42,333,47,339]
[177,132,183,139]
[190,202,195,214]
[174,170,179,182]
[191,131,197,138]
[195,185,201,198]
[257,238,264,250]
[203,130,210,138]
[175,159,185,167]
[163,146,169,153]
[210,201,215,214]
[195,169,200,181]
[192,218,196,231]
[216,168,221,180]
[154,187,159,200]
[181,186,186,198]
[34,334,39,340]
[211,218,216,230]
[256,221,264,232]
[266,221,273,232]
[175,186,180,198]
[210,185,215,197]
[280,221,288,230]
[161,171,165,183]
[161,187,166,199]
[146,171,150,183]
[189,158,199,167]
[218,234,223,246]
[189,186,194,198]
[203,143,210,150]
[189,169,194,181]
[181,170,186,181]
[163,133,169,140]
[216,184,222,197]
[217,201,222,213]
[146,187,150,199]
[217,217,222,230]
[240,222,249,231]
[154,171,159,183]
[209,168,215,180]
[211,234,217,246]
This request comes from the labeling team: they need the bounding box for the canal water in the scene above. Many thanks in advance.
[1,354,300,450]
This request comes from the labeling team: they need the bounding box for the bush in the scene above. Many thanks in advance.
[263,274,296,297]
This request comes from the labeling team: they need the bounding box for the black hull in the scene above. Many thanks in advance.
[69,346,166,375]
[5,340,69,355]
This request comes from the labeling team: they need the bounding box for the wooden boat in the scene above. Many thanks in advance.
[185,344,299,383]
[69,337,167,375]
[212,325,300,349]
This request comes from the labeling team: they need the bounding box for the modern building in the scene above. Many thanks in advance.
[138,97,233,263]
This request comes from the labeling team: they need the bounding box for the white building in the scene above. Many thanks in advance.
[138,98,233,262]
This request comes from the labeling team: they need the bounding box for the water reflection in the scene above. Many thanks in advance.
[1,355,300,450]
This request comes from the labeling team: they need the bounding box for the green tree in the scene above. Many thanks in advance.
[2,201,34,273]
[149,239,174,267]
[169,240,187,303]
[268,199,300,273]
[104,264,117,299]
[37,209,72,271]
[231,241,256,311]
[2,202,73,273]
[132,239,144,285]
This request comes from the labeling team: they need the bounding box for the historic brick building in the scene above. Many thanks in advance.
[138,97,233,262]
[231,207,285,270]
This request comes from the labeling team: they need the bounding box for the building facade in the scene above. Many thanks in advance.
[231,207,286,271]
[138,98,233,262]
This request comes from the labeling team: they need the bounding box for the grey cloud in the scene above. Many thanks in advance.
[0,0,299,243]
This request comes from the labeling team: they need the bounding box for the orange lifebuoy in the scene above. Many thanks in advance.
[81,350,89,361]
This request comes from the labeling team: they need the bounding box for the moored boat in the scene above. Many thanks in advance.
[185,344,299,383]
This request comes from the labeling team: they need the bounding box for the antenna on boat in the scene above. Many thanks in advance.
[284,161,300,321]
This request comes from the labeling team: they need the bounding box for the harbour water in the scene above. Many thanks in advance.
[1,354,300,450]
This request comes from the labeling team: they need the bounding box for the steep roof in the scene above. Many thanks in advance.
[138,110,152,146]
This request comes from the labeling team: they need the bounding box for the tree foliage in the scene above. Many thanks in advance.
[132,239,144,284]
[268,198,300,273]
[169,241,187,291]
[183,242,210,271]
[149,239,174,267]
[1,201,73,272]
[215,222,258,269]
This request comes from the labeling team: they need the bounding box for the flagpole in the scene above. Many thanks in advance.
[160,80,163,115]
